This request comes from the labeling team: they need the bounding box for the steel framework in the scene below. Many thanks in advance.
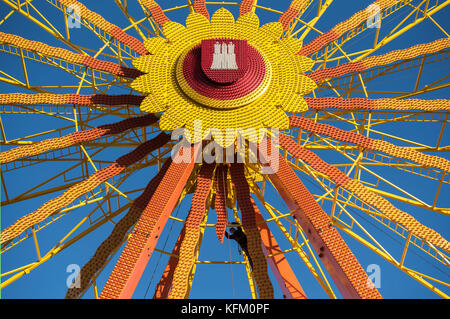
[0,0,449,299]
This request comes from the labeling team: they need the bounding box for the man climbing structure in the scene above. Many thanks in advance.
[225,225,253,270]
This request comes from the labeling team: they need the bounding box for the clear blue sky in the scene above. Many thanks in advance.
[1,0,449,299]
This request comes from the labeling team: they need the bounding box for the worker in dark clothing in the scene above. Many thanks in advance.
[225,226,253,270]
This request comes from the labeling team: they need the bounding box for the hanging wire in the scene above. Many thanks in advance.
[222,165,236,298]
[143,201,182,298]
[227,224,236,299]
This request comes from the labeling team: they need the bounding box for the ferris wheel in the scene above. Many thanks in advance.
[0,0,449,299]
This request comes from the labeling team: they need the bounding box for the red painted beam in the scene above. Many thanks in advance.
[100,143,201,299]
[256,213,307,299]
[169,163,215,299]
[258,141,382,299]
[153,225,186,299]
[214,165,228,243]
[230,163,274,298]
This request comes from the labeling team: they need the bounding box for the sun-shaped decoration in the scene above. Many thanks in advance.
[131,8,317,147]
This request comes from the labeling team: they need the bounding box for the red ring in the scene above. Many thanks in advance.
[181,44,266,100]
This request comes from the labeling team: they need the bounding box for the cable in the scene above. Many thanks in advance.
[219,165,236,297]
[143,199,182,298]
[227,226,236,299]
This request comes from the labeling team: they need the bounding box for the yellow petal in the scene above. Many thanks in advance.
[211,8,235,25]
[159,105,189,131]
[186,12,210,40]
[280,37,303,54]
[143,37,167,54]
[261,106,289,129]
[140,95,167,113]
[294,55,315,73]
[132,55,152,73]
[296,75,317,95]
[131,74,153,93]
[280,95,308,113]
[258,22,283,40]
[210,8,235,36]
[184,116,205,144]
[233,106,265,145]
[185,107,226,145]
[162,21,186,41]
[235,12,260,39]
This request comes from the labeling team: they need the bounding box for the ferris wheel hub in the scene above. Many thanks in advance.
[130,8,315,147]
